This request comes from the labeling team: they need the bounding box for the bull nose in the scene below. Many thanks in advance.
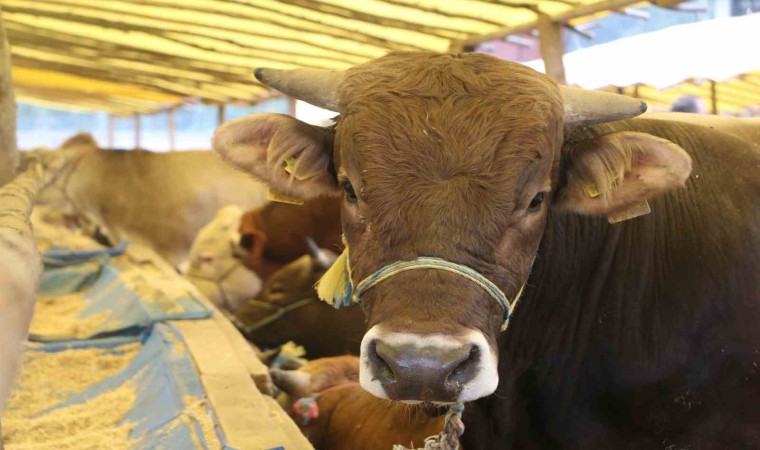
[368,339,480,402]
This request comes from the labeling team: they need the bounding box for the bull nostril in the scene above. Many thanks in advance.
[447,345,480,386]
[370,341,396,383]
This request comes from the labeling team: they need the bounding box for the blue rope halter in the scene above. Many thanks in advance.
[336,254,524,331]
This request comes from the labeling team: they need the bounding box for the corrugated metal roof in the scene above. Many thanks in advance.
[0,0,654,115]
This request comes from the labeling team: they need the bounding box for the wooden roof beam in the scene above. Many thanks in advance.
[101,0,422,52]
[451,0,648,51]
[5,22,340,73]
[275,0,467,39]
[4,4,363,66]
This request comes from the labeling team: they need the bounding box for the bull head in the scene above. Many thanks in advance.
[214,52,691,404]
[253,67,646,127]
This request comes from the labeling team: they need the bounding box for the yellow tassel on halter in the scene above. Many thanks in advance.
[316,245,354,308]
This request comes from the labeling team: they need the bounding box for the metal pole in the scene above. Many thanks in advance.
[168,108,176,151]
[287,96,297,117]
[217,104,226,127]
[107,114,115,148]
[134,113,141,150]
[710,80,718,115]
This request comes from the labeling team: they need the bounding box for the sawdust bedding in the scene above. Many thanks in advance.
[29,292,111,340]
[1,344,141,450]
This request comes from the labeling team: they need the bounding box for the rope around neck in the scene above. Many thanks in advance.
[392,402,465,450]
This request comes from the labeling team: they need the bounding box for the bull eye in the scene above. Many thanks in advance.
[341,180,358,203]
[528,192,546,213]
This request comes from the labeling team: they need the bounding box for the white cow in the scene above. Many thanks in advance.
[32,133,270,266]
[179,205,263,312]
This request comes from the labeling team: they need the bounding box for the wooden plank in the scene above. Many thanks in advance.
[537,13,566,84]
[120,243,312,450]
[212,310,275,396]
[173,319,313,450]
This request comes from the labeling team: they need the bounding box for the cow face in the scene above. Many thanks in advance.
[214,52,691,403]
[180,205,263,312]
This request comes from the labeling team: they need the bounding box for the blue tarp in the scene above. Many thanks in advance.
[11,324,228,449]
[4,243,237,449]
[32,243,211,341]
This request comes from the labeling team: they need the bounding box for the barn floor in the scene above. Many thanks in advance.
[1,215,313,450]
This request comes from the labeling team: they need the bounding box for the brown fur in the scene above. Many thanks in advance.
[238,196,342,279]
[211,51,760,449]
[275,356,445,450]
[234,253,365,358]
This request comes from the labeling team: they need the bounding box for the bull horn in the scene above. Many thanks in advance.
[305,237,338,271]
[270,369,311,395]
[561,86,647,127]
[254,68,342,112]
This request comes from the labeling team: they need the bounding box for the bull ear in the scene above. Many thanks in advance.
[554,132,692,221]
[213,113,338,200]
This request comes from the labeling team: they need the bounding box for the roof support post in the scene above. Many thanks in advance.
[537,13,567,84]
[107,114,115,148]
[287,96,296,117]
[168,108,175,151]
[710,80,718,115]
[134,113,141,150]
[217,104,226,127]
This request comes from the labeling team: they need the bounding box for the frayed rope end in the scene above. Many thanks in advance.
[316,247,354,308]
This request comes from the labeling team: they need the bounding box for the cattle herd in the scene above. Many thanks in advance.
[1,27,759,450]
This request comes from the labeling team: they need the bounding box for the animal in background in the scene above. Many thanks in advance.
[233,243,366,358]
[272,356,446,450]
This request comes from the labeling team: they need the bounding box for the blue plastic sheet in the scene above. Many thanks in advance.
[8,324,227,449]
[32,243,211,341]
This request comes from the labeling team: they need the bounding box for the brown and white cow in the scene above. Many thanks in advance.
[272,356,445,450]
[214,52,760,448]
[238,196,342,280]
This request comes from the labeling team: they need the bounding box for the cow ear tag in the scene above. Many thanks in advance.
[284,156,314,181]
[608,199,651,224]
[316,244,354,308]
[584,183,600,198]
[268,189,305,205]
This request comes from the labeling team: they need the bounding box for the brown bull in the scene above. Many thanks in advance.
[272,356,445,450]
[233,249,365,358]
[238,196,342,280]
[214,52,760,449]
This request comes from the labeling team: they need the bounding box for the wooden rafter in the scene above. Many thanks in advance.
[274,0,468,38]
[4,3,365,65]
[5,22,339,74]
[100,0,423,52]
[367,0,506,27]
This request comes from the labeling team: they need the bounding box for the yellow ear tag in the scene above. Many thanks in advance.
[284,157,312,181]
[584,183,600,198]
[268,189,304,205]
[608,200,651,224]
